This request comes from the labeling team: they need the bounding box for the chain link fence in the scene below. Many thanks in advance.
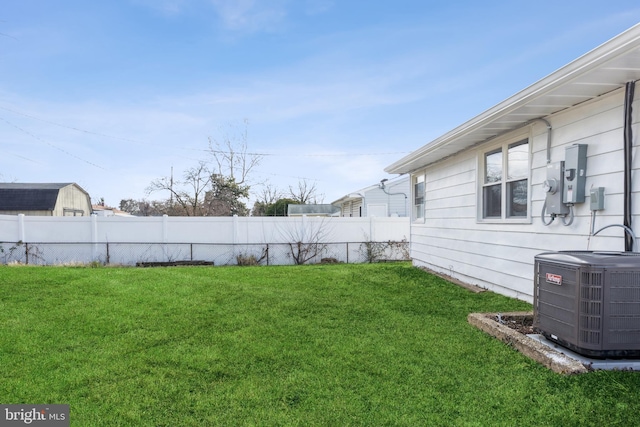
[0,240,410,266]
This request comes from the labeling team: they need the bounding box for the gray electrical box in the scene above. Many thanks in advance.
[590,187,605,211]
[563,144,588,204]
[544,162,570,215]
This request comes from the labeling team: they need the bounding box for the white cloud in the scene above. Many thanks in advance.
[132,0,191,16]
[303,0,334,16]
[209,0,289,33]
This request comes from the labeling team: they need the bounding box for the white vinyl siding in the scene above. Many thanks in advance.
[335,177,409,217]
[369,180,409,217]
[367,204,388,217]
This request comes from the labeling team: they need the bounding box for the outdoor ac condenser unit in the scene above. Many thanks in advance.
[534,251,640,358]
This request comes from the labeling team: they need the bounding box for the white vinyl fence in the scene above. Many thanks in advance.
[0,214,410,266]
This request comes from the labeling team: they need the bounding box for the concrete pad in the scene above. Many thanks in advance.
[527,334,640,371]
[468,312,588,374]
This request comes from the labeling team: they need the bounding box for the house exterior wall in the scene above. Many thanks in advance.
[339,200,362,217]
[410,88,639,302]
[334,177,409,217]
[53,185,92,216]
[365,180,409,217]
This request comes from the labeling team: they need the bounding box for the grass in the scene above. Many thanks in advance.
[1,263,639,426]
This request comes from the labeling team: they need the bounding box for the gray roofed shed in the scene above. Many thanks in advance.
[0,183,93,216]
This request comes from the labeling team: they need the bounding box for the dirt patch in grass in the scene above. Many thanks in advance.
[487,313,535,335]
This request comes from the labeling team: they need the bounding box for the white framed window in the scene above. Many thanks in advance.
[413,173,425,221]
[480,138,530,221]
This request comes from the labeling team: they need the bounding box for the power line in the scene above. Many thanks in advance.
[0,105,144,144]
[0,116,107,170]
[0,105,412,158]
[195,147,411,157]
[252,169,323,183]
[5,151,42,164]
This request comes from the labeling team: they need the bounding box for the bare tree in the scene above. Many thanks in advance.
[289,179,323,204]
[146,161,212,216]
[251,183,283,216]
[119,199,175,216]
[258,183,283,205]
[142,121,261,217]
[278,217,333,264]
[208,119,262,185]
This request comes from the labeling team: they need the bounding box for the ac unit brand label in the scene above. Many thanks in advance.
[545,273,562,285]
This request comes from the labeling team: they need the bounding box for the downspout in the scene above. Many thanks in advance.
[623,81,635,252]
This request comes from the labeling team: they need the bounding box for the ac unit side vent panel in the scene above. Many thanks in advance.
[611,287,640,300]
[580,315,601,330]
[611,272,640,287]
[610,303,640,316]
[580,330,601,345]
[581,285,602,300]
[609,317,640,329]
[581,272,603,286]
[609,331,640,344]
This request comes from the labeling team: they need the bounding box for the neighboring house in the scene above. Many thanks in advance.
[91,205,133,217]
[287,204,341,217]
[0,183,92,216]
[332,176,410,217]
[385,24,640,302]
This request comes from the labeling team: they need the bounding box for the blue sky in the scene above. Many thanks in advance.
[1,1,639,209]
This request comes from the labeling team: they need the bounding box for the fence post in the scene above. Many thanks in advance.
[91,214,98,261]
[346,242,349,264]
[25,242,29,265]
[162,215,169,263]
[162,215,169,243]
[18,214,25,242]
[370,216,375,242]
[301,215,307,243]
[233,215,239,244]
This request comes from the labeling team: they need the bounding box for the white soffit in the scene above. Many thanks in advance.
[386,24,640,175]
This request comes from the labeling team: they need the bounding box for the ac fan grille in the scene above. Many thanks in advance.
[579,272,603,346]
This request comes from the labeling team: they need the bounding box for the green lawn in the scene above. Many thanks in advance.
[1,263,639,426]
